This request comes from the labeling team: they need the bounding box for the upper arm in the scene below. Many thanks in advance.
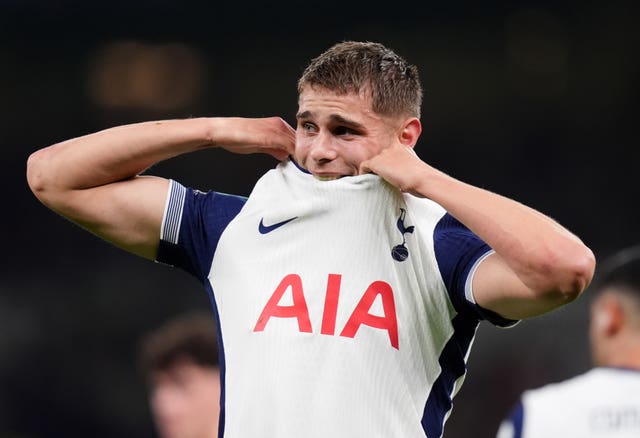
[472,252,569,320]
[432,211,579,321]
[433,213,516,326]
[49,175,169,260]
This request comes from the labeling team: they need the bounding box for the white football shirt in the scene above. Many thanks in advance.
[496,367,640,438]
[158,159,515,438]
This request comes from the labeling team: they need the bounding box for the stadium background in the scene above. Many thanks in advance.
[1,1,638,436]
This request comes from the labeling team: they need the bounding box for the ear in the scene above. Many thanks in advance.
[398,117,422,148]
[593,295,624,337]
[592,304,613,335]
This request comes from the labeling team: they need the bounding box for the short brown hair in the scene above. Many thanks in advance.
[138,311,219,377]
[298,41,422,118]
[593,245,640,301]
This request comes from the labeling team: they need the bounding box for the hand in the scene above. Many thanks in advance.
[359,144,429,197]
[212,117,296,161]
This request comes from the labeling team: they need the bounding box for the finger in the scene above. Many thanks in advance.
[284,140,296,155]
[268,148,290,161]
[359,159,373,175]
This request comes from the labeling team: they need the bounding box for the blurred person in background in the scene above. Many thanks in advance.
[138,311,220,438]
[27,41,595,437]
[496,245,640,438]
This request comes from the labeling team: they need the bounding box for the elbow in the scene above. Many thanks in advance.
[27,149,46,196]
[27,147,58,205]
[564,245,596,300]
[571,246,597,297]
[538,244,596,305]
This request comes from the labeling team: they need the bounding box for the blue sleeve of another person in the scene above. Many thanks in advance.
[156,180,247,283]
[507,401,524,438]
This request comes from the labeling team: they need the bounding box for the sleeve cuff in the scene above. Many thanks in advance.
[464,249,520,328]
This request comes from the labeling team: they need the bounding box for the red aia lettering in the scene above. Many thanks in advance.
[254,274,312,332]
[320,274,341,335]
[340,281,398,349]
[254,274,399,349]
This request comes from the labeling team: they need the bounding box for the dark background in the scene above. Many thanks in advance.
[2,1,639,437]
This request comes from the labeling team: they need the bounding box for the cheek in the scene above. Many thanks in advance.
[340,149,362,166]
[345,142,381,165]
[293,139,310,162]
[151,386,183,416]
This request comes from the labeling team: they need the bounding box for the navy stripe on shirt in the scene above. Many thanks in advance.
[157,181,247,282]
[421,313,479,438]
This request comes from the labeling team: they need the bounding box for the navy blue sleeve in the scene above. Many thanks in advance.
[506,401,524,438]
[156,181,247,282]
[434,213,517,327]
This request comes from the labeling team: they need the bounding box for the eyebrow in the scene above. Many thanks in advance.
[330,114,364,130]
[296,111,365,130]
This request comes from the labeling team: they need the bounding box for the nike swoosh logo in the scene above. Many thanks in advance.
[258,216,297,234]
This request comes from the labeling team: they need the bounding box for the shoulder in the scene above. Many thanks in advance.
[517,368,640,436]
[521,368,631,407]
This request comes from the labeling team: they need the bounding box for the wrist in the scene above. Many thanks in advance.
[404,162,437,196]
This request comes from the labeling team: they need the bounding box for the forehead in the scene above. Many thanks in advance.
[297,86,376,119]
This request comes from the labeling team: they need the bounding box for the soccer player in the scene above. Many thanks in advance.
[138,311,220,438]
[27,41,595,437]
[496,245,640,438]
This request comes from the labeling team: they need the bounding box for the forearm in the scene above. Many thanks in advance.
[27,118,215,194]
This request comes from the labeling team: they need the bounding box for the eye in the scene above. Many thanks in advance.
[300,122,316,133]
[334,126,356,136]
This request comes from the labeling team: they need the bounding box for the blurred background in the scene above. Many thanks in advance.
[2,0,639,436]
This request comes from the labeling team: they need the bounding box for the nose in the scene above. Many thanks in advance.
[308,132,338,164]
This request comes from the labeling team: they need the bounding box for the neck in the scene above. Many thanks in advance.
[598,337,640,370]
